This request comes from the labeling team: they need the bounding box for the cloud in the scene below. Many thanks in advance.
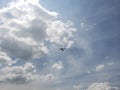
[107,62,114,66]
[0,0,77,86]
[96,64,104,71]
[56,88,61,90]
[0,35,36,60]
[40,73,55,81]
[52,61,63,70]
[0,62,38,84]
[86,82,119,90]
[0,0,76,61]
[73,85,83,90]
[0,51,16,66]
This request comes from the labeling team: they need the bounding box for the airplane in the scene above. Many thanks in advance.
[59,48,65,51]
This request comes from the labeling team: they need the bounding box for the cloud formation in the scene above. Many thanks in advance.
[73,85,82,90]
[0,62,38,84]
[87,82,119,90]
[0,0,76,61]
[0,0,76,85]
[40,73,55,81]
[96,64,104,71]
[52,61,63,70]
[0,51,16,66]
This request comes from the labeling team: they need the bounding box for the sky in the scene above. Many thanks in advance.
[0,0,120,90]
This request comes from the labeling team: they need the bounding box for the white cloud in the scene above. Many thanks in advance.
[87,82,119,90]
[40,73,55,81]
[0,0,76,61]
[96,64,104,71]
[46,20,76,48]
[52,61,63,70]
[73,85,82,90]
[0,62,38,84]
[0,51,16,66]
[0,0,76,86]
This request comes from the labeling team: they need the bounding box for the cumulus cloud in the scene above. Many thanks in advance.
[0,0,76,86]
[0,51,16,66]
[52,61,63,70]
[0,0,76,61]
[87,82,119,90]
[96,64,104,71]
[0,62,38,84]
[40,73,55,81]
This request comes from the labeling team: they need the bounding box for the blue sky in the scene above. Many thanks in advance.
[0,0,120,90]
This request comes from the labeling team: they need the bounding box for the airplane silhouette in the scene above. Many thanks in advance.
[59,48,65,51]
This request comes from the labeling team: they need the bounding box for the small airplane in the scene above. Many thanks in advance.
[59,48,65,51]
